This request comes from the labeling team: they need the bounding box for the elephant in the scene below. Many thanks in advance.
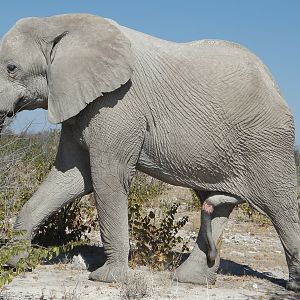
[0,13,299,291]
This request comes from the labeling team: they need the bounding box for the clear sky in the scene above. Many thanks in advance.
[0,0,299,144]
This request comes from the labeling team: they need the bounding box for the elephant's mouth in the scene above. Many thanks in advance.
[15,96,48,112]
[3,111,13,118]
[0,95,42,133]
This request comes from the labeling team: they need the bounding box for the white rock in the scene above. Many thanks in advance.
[71,254,87,270]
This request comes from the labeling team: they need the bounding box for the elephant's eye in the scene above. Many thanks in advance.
[7,64,17,73]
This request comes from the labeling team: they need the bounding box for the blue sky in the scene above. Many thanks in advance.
[0,1,299,144]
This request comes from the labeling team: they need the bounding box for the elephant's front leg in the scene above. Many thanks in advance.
[14,166,92,239]
[88,159,133,282]
[7,125,92,266]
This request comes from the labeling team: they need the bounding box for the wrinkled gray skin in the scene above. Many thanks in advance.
[0,14,299,291]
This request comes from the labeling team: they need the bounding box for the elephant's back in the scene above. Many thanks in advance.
[118,23,295,158]
[123,26,294,147]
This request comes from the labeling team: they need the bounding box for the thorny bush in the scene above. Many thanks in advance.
[129,203,189,270]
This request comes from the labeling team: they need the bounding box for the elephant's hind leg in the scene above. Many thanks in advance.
[245,149,300,292]
[175,191,241,284]
[251,189,300,292]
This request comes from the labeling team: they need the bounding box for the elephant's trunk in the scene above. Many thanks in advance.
[0,113,6,133]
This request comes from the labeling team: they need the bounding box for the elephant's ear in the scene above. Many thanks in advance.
[45,14,133,124]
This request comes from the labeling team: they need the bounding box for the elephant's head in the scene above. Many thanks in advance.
[0,14,133,127]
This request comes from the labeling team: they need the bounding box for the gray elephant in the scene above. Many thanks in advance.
[0,14,299,291]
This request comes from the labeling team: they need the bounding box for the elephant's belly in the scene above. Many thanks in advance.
[136,152,188,187]
[136,145,229,189]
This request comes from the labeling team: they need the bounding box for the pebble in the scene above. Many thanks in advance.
[223,233,261,245]
[71,254,88,270]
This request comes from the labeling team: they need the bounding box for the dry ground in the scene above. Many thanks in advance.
[1,187,300,300]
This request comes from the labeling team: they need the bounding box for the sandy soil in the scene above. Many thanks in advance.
[1,187,300,300]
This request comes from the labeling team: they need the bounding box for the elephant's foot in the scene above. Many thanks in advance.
[286,269,300,292]
[174,256,217,285]
[89,262,129,283]
[6,228,31,268]
[6,250,29,268]
[286,280,300,292]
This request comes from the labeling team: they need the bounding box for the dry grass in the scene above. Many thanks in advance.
[118,268,183,300]
[119,270,155,300]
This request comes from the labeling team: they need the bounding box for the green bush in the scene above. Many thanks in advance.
[128,172,167,205]
[128,172,190,270]
[128,172,188,270]
[237,202,271,225]
[129,202,189,270]
[33,197,98,247]
[188,190,201,211]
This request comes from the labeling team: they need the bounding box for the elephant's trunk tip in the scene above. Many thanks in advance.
[0,113,8,133]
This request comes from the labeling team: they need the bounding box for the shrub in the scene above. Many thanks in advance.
[33,196,98,247]
[0,131,58,221]
[128,172,167,205]
[237,202,271,225]
[129,202,189,270]
[188,190,201,211]
[120,271,154,300]
[0,231,83,288]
